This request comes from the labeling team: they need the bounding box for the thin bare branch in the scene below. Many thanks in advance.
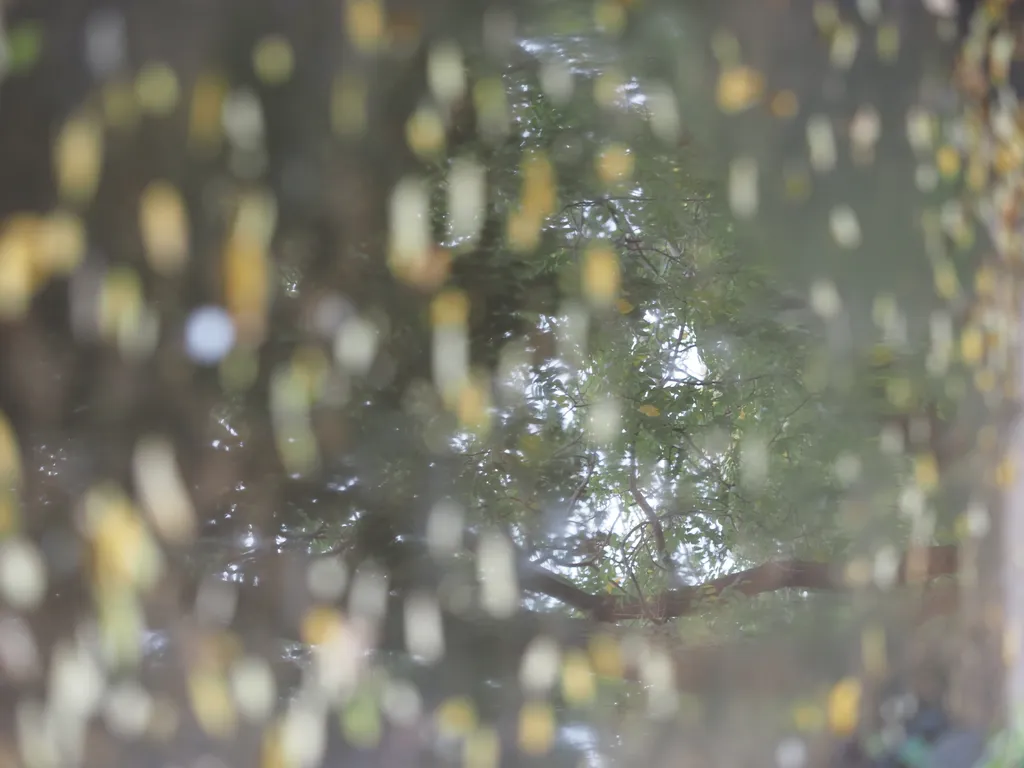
[520,544,959,623]
[629,444,673,571]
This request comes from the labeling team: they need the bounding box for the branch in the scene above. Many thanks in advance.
[629,445,673,571]
[220,559,962,697]
[565,456,596,517]
[520,544,959,623]
[138,538,963,706]
[165,529,959,655]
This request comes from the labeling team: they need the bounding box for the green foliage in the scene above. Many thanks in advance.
[437,37,919,641]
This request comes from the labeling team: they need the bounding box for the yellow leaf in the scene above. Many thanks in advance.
[261,724,286,768]
[223,233,269,343]
[87,484,161,591]
[594,0,627,35]
[506,208,543,252]
[431,288,470,327]
[596,143,634,185]
[615,298,634,315]
[140,181,189,275]
[996,456,1015,489]
[936,145,960,179]
[913,453,939,492]
[189,670,237,739]
[716,66,764,113]
[520,150,556,220]
[464,727,500,768]
[827,677,861,735]
[252,35,295,86]
[792,703,825,733]
[587,633,623,678]
[346,0,385,52]
[933,261,960,299]
[54,112,104,204]
[340,692,382,750]
[456,377,491,436]
[135,62,180,115]
[518,701,555,756]
[189,71,227,147]
[581,244,620,306]
[301,606,344,646]
[960,325,984,365]
[560,650,595,705]
[40,211,85,277]
[0,410,23,488]
[436,696,477,739]
[861,626,888,679]
[638,404,660,417]
[406,105,446,158]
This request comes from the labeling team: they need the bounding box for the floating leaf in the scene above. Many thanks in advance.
[428,41,466,107]
[0,410,22,492]
[960,325,984,365]
[406,105,446,158]
[135,62,180,115]
[827,677,861,735]
[87,484,163,591]
[472,77,509,143]
[132,435,197,544]
[0,538,46,609]
[223,231,270,343]
[341,691,382,750]
[5,22,43,75]
[596,143,634,185]
[638,403,660,417]
[140,181,189,275]
[0,215,42,320]
[102,79,140,130]
[261,725,286,768]
[188,670,237,739]
[436,696,477,739]
[331,73,367,136]
[97,266,145,347]
[520,150,556,220]
[431,289,470,328]
[518,701,555,755]
[40,211,85,277]
[996,456,1015,489]
[560,649,596,705]
[506,208,543,253]
[54,112,104,204]
[346,0,385,52]
[464,726,500,768]
[457,376,492,436]
[594,0,627,35]
[913,453,939,492]
[582,244,620,306]
[716,65,764,113]
[301,607,344,646]
[252,35,294,85]
[189,71,228,148]
[792,703,825,733]
[587,634,623,679]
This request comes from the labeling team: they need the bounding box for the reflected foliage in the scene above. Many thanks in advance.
[0,0,1018,767]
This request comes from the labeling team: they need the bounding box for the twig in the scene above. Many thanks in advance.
[565,456,596,516]
[629,444,674,572]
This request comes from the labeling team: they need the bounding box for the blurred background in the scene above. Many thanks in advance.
[0,0,1020,766]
